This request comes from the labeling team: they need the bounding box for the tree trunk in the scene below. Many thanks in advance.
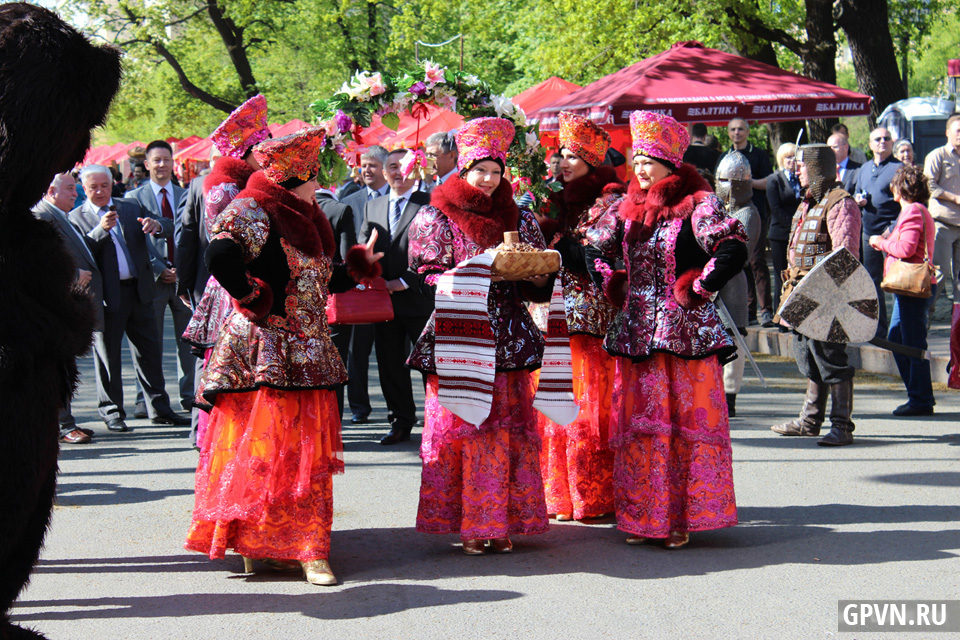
[834,0,906,127]
[206,0,259,99]
[803,0,838,142]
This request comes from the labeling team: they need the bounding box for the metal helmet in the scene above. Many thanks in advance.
[715,151,753,206]
[798,143,837,202]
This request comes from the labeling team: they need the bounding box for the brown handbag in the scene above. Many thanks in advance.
[880,229,935,299]
[325,277,395,325]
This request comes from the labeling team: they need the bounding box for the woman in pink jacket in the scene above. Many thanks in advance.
[868,164,937,416]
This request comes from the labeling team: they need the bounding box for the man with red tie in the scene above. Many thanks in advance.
[127,140,193,416]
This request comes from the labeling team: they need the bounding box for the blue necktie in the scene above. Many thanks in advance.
[390,198,405,237]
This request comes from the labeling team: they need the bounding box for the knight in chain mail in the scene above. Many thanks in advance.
[715,151,760,417]
[771,144,862,446]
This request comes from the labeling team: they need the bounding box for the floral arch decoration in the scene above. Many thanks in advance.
[310,60,557,211]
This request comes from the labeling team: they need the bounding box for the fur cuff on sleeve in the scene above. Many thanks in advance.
[346,245,383,282]
[232,276,273,321]
[605,269,628,308]
[674,268,708,309]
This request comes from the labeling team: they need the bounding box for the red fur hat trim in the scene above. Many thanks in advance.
[673,268,706,310]
[620,164,712,244]
[345,245,383,282]
[605,270,628,308]
[429,174,519,247]
[232,277,274,321]
[242,171,335,258]
[203,156,256,195]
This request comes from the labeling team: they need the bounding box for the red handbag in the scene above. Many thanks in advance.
[325,277,394,325]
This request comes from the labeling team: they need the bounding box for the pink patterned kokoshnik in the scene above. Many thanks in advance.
[455,117,515,172]
[211,94,270,159]
[629,110,690,168]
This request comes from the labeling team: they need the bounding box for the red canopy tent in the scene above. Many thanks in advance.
[391,104,464,148]
[512,76,581,123]
[269,118,312,137]
[535,41,872,130]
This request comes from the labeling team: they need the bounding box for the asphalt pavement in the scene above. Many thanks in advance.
[10,324,960,640]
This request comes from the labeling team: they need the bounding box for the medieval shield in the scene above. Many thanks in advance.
[778,247,879,343]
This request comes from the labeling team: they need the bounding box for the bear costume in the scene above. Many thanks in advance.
[0,4,121,638]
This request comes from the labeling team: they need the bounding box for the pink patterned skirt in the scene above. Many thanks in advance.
[611,353,737,537]
[416,371,549,540]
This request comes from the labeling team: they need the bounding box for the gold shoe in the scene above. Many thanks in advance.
[301,559,337,586]
[490,537,513,553]
[625,536,648,545]
[462,539,486,555]
[241,556,300,573]
[555,512,573,521]
[664,531,690,549]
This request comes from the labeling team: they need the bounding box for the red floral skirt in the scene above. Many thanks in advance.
[185,387,343,562]
[538,334,615,519]
[611,353,737,537]
[416,372,549,540]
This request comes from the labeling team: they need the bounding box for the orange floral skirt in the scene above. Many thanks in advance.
[185,387,343,562]
[538,334,615,519]
[416,372,549,540]
[611,353,737,537]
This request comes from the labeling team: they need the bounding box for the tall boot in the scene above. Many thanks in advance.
[818,378,855,446]
[771,379,827,436]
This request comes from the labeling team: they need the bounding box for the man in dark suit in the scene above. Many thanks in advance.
[175,171,209,308]
[359,149,435,444]
[340,145,390,425]
[317,186,357,420]
[69,165,188,432]
[34,172,100,444]
[828,132,862,193]
[127,139,193,413]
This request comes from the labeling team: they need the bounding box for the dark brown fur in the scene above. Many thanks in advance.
[0,5,121,638]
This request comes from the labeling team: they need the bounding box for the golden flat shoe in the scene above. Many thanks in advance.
[664,532,690,549]
[490,537,513,553]
[462,539,486,555]
[625,536,648,545]
[555,512,573,521]
[241,556,300,573]
[301,559,337,586]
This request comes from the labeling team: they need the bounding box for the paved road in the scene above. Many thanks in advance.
[10,333,960,639]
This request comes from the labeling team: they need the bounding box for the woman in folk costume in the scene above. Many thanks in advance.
[586,111,747,548]
[184,127,382,585]
[407,116,577,555]
[536,112,624,521]
[182,94,270,446]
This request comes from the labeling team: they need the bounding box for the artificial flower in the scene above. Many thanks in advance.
[525,131,539,151]
[425,61,445,85]
[410,81,428,96]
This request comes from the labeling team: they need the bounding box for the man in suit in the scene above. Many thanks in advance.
[69,164,188,432]
[317,185,357,421]
[359,148,434,444]
[175,171,210,309]
[34,172,100,444]
[828,132,861,193]
[340,145,390,425]
[425,130,458,187]
[127,139,193,413]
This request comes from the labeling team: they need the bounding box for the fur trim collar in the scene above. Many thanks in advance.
[203,156,256,195]
[619,164,712,242]
[550,165,624,235]
[242,171,334,258]
[430,174,519,247]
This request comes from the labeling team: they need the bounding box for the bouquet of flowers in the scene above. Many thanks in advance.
[311,61,556,212]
